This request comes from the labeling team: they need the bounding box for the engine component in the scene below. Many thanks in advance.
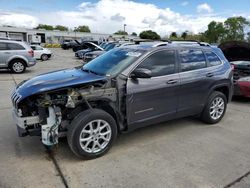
[41,106,62,146]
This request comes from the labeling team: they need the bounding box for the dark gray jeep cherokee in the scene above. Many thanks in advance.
[11,42,233,159]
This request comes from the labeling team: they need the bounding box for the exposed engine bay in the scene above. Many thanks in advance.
[12,81,119,146]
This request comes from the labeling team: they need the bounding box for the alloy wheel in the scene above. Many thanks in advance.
[209,97,225,120]
[79,119,112,153]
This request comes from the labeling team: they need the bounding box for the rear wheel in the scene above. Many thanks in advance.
[200,91,227,124]
[10,59,26,73]
[67,109,117,159]
[41,54,49,61]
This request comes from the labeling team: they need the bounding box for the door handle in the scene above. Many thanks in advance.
[4,52,11,54]
[167,79,178,84]
[206,73,214,77]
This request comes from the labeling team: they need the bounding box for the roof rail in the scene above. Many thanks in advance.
[152,42,170,47]
[170,40,210,47]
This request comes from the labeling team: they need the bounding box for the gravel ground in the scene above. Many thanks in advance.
[0,48,250,188]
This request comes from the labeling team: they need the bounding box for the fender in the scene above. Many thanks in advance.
[7,55,28,66]
[206,82,232,103]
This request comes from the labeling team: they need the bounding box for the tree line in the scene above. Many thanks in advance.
[35,24,91,33]
[35,16,250,43]
[140,16,250,43]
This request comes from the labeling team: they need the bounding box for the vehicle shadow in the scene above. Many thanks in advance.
[0,69,34,74]
[56,117,205,161]
[0,70,12,74]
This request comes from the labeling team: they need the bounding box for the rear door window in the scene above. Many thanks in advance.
[7,43,25,50]
[205,51,222,67]
[179,49,206,72]
[0,42,8,50]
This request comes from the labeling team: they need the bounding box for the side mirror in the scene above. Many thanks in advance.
[131,68,152,79]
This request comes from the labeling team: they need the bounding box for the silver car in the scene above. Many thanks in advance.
[0,40,37,73]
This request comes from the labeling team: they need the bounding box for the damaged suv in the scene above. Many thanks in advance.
[11,42,233,159]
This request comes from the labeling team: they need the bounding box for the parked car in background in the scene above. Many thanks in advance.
[0,40,36,73]
[72,40,99,52]
[231,60,250,97]
[83,42,134,63]
[30,45,52,61]
[75,42,104,59]
[11,42,233,159]
[61,39,78,50]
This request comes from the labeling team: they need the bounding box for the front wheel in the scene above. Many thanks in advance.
[67,109,117,159]
[200,91,227,124]
[41,54,49,61]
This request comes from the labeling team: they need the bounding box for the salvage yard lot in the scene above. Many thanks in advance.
[0,48,250,188]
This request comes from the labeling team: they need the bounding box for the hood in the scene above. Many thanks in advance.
[14,68,107,101]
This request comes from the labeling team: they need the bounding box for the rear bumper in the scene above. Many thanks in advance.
[27,60,37,67]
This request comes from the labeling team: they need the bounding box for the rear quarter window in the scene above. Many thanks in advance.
[205,51,222,67]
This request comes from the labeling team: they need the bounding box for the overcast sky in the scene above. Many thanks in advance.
[0,0,250,36]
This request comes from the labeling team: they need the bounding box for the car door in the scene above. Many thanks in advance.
[126,49,180,127]
[0,42,10,67]
[177,49,215,117]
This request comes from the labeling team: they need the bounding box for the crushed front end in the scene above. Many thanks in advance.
[11,79,117,147]
[11,90,63,146]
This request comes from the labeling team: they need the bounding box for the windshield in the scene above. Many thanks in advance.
[100,42,107,48]
[104,43,117,51]
[82,48,145,76]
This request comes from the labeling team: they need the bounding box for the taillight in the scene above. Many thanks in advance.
[28,50,34,57]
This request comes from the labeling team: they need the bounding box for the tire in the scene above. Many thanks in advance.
[41,54,49,61]
[200,91,227,124]
[67,109,117,159]
[10,59,26,73]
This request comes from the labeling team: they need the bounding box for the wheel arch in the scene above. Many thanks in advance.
[92,100,126,133]
[40,53,48,59]
[8,57,28,68]
[209,84,230,103]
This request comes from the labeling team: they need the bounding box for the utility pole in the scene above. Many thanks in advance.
[123,24,127,33]
[74,27,77,39]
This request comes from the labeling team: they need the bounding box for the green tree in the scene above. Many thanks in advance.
[131,32,137,36]
[74,25,91,33]
[181,31,188,40]
[139,30,161,40]
[170,32,177,38]
[203,21,225,43]
[223,16,250,41]
[54,25,68,31]
[35,24,54,30]
[114,30,128,35]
